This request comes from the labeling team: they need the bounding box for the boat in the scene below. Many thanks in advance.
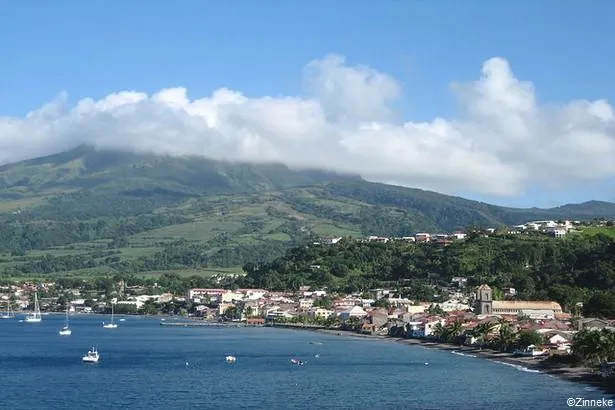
[225,355,237,363]
[82,347,100,363]
[290,358,305,365]
[58,306,72,336]
[102,303,118,329]
[1,300,14,319]
[24,292,42,323]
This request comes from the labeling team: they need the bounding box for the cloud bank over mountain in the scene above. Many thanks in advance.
[1,54,614,196]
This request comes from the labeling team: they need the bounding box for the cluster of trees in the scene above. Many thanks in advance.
[118,240,290,272]
[426,319,544,352]
[572,328,615,365]
[236,233,615,316]
[0,238,293,276]
[20,191,186,220]
[0,214,189,253]
[2,250,117,275]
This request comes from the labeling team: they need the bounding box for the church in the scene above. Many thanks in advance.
[475,284,563,319]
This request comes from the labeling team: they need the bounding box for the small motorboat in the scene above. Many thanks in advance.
[225,355,237,363]
[82,347,100,363]
[290,358,304,366]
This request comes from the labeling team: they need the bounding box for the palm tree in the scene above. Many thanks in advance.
[445,320,464,344]
[574,329,615,365]
[473,322,496,346]
[431,323,450,342]
[496,322,517,352]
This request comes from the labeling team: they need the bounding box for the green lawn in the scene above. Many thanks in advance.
[580,226,615,239]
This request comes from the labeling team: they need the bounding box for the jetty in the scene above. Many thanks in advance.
[160,321,263,327]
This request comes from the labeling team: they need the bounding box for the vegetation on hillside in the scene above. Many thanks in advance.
[237,233,615,316]
[1,146,615,279]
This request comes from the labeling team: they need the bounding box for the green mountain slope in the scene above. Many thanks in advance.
[0,146,614,278]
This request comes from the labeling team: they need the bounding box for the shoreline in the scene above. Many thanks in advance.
[278,326,615,396]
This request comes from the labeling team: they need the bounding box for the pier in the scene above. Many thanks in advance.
[160,321,263,327]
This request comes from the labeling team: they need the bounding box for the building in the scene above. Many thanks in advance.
[299,299,314,310]
[415,233,431,243]
[339,306,368,321]
[187,288,226,301]
[547,228,567,238]
[308,308,335,319]
[475,284,563,317]
[475,285,493,315]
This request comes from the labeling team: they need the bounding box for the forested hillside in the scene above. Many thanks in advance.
[1,146,615,279]
[237,232,615,315]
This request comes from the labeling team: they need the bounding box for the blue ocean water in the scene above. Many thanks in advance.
[0,315,612,410]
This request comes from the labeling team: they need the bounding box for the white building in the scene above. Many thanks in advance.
[339,306,368,321]
[437,299,470,312]
[299,299,314,310]
[547,228,567,238]
[308,308,335,319]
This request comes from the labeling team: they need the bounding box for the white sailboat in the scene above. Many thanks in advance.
[59,306,72,336]
[103,303,118,328]
[1,300,14,319]
[24,292,42,323]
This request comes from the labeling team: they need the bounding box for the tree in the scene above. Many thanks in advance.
[517,330,543,349]
[372,298,391,309]
[140,299,158,315]
[224,306,240,320]
[583,291,615,319]
[495,320,517,352]
[473,322,496,346]
[313,297,333,309]
[431,322,449,342]
[572,329,615,365]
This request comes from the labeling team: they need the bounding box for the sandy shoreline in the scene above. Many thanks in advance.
[296,327,615,396]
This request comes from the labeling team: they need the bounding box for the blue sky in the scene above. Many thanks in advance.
[0,0,614,208]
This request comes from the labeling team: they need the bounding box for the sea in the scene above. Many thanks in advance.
[0,315,612,410]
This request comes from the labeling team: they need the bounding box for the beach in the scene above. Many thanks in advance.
[308,328,615,396]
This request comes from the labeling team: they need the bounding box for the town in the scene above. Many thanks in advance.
[2,217,614,384]
[1,274,613,375]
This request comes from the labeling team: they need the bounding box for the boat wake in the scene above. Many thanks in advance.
[451,350,477,358]
[493,360,541,373]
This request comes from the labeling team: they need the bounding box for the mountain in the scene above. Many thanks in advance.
[0,145,360,198]
[0,146,614,277]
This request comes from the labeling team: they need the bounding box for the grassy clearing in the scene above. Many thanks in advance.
[310,222,361,237]
[119,246,162,258]
[8,266,244,282]
[132,218,244,241]
[0,196,46,213]
[580,226,615,239]
[26,249,87,257]
[134,267,244,278]
[260,233,291,241]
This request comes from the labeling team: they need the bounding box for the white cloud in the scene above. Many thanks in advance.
[1,53,614,197]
